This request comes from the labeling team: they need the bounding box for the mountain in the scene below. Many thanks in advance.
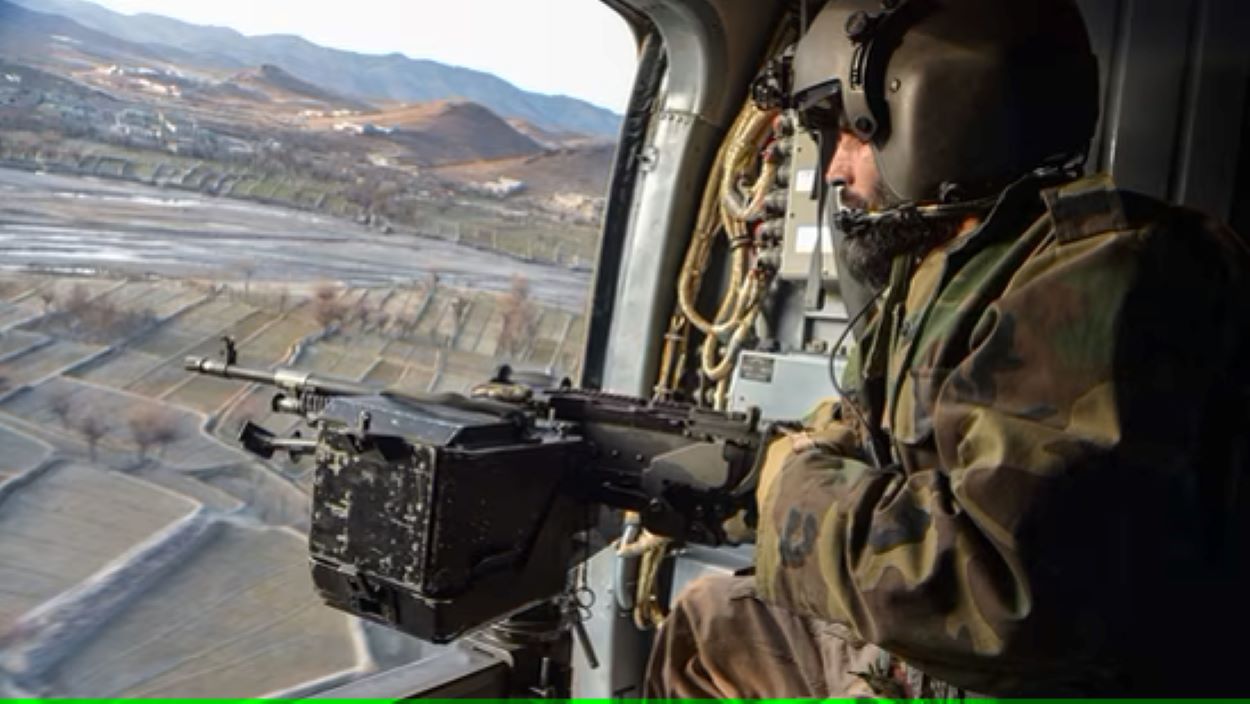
[222,64,372,111]
[6,0,623,137]
[340,100,545,165]
[0,0,209,71]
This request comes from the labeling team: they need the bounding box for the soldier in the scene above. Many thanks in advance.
[646,0,1250,697]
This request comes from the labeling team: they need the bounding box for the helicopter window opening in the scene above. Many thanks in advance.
[0,0,635,698]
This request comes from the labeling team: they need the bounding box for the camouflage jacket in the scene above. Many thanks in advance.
[754,173,1250,695]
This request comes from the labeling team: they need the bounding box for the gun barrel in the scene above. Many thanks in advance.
[183,356,374,396]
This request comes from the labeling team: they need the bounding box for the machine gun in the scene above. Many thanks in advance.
[185,347,770,648]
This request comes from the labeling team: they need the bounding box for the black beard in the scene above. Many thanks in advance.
[830,195,959,290]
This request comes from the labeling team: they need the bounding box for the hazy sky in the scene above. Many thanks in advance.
[89,0,640,112]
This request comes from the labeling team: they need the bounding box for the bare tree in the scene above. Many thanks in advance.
[128,406,183,461]
[48,389,73,428]
[497,275,538,359]
[37,288,55,313]
[52,283,151,343]
[448,296,470,346]
[240,262,257,302]
[74,413,109,462]
[354,301,373,331]
[151,416,183,457]
[61,283,91,317]
[312,283,346,329]
[128,408,157,460]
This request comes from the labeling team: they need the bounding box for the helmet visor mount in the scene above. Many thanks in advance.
[794,78,849,214]
[794,79,845,136]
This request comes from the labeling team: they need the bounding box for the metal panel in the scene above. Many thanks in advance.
[1072,0,1122,178]
[1171,0,1250,217]
[1095,0,1198,199]
[728,351,846,422]
[779,129,836,281]
[570,547,654,698]
[599,0,786,397]
[1078,0,1250,221]
[601,110,720,396]
[668,544,754,602]
[581,31,665,392]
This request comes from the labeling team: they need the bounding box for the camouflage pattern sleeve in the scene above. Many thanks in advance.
[754,200,1250,693]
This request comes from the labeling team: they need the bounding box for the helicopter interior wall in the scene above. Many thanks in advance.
[1079,0,1250,224]
[593,0,786,399]
[575,3,790,697]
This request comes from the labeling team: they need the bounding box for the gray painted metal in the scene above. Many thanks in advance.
[601,111,719,396]
[728,351,847,422]
[1078,0,1250,221]
[1170,0,1250,218]
[570,547,654,698]
[600,0,787,398]
[583,3,789,696]
[669,545,754,601]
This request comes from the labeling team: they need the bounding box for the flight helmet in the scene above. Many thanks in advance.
[793,0,1100,207]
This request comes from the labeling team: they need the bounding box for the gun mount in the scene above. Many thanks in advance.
[185,352,770,645]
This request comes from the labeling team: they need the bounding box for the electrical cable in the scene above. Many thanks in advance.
[654,17,798,403]
[826,284,885,465]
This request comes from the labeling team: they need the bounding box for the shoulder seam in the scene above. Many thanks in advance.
[1040,175,1130,244]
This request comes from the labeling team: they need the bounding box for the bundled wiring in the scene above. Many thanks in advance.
[653,102,787,410]
[654,22,798,410]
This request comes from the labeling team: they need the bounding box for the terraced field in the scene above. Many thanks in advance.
[0,462,199,632]
[128,298,253,358]
[298,334,386,379]
[41,522,363,698]
[0,377,235,469]
[71,348,167,389]
[0,329,46,359]
[18,278,122,306]
[234,316,321,367]
[0,271,588,696]
[0,301,41,330]
[0,340,104,386]
[0,422,50,484]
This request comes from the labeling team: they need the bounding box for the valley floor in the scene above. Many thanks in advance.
[0,169,592,696]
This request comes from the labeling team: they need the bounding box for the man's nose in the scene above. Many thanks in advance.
[824,137,854,188]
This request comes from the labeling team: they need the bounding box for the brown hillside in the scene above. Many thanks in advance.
[379,100,542,160]
[505,117,593,149]
[309,99,544,166]
[430,142,616,198]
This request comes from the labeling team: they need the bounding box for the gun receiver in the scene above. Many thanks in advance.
[185,353,769,643]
